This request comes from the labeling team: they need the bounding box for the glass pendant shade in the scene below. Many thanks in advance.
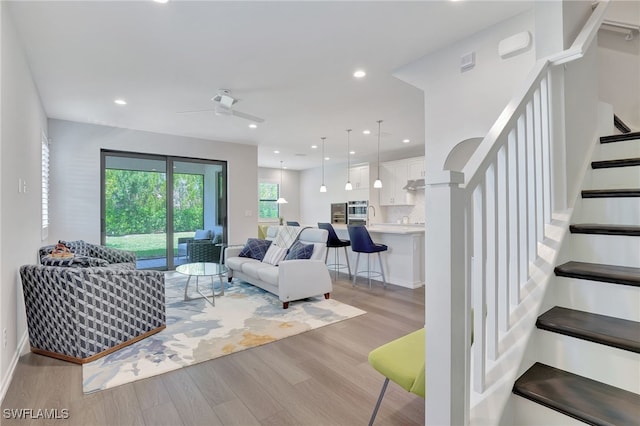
[319,137,327,193]
[277,160,288,203]
[345,129,352,191]
[374,120,383,189]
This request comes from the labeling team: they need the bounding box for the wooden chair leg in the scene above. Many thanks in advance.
[324,292,330,299]
[282,301,289,309]
[369,378,390,426]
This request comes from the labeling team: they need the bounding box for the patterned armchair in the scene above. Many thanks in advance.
[20,241,166,363]
[39,240,136,268]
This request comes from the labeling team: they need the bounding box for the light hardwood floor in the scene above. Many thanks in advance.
[1,276,425,426]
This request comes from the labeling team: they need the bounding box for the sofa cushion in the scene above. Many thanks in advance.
[239,238,272,261]
[241,260,273,277]
[194,229,211,240]
[285,241,314,260]
[226,256,258,271]
[256,266,279,285]
[262,245,288,266]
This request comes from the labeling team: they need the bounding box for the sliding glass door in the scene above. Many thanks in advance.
[102,151,227,270]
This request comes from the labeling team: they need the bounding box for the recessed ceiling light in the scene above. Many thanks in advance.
[248,123,257,129]
[403,139,410,143]
[114,99,127,105]
[363,130,371,135]
[153,0,169,3]
[350,151,355,155]
[311,145,318,149]
[324,157,330,161]
[274,150,280,154]
[353,70,366,78]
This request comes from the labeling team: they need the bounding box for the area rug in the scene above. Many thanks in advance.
[82,272,365,393]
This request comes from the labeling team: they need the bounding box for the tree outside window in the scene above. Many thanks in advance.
[259,182,279,219]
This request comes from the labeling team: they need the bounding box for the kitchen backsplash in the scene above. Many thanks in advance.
[381,191,425,224]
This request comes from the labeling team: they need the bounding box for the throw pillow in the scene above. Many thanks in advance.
[194,229,211,240]
[262,244,288,266]
[238,238,272,261]
[284,241,314,260]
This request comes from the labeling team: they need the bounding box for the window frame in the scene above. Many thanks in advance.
[41,132,50,240]
[258,182,280,220]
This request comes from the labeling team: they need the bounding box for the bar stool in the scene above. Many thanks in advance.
[347,225,387,288]
[318,222,352,280]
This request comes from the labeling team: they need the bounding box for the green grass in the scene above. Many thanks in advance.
[106,232,193,259]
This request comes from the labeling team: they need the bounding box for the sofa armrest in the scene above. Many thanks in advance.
[224,245,244,263]
[278,259,332,302]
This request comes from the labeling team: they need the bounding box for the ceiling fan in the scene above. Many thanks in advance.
[177,89,265,123]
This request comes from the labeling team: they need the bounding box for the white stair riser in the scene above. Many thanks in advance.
[553,276,640,321]
[594,139,640,161]
[566,233,640,267]
[534,330,640,393]
[510,395,585,426]
[583,167,640,189]
[573,197,640,225]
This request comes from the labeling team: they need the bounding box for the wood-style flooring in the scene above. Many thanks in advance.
[1,276,425,426]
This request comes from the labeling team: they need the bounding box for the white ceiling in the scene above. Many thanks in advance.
[7,0,531,170]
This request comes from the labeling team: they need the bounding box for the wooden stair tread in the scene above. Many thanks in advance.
[600,131,640,143]
[537,307,640,353]
[591,158,640,169]
[554,261,640,287]
[569,224,640,236]
[581,188,640,198]
[513,363,640,426]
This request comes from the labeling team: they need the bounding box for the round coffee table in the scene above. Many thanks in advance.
[176,262,228,306]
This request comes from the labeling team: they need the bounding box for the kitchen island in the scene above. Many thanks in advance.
[332,224,425,289]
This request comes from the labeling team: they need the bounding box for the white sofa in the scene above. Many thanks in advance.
[225,226,332,308]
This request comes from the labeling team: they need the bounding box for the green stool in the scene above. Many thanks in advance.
[367,328,425,425]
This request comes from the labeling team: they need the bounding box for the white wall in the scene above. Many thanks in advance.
[0,4,48,400]
[257,167,301,225]
[48,119,258,247]
[598,0,640,130]
[394,10,536,172]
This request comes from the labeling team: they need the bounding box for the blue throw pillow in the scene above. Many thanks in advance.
[239,238,272,261]
[284,241,314,260]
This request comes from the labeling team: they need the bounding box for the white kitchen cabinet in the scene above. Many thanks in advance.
[407,156,425,180]
[349,164,369,189]
[379,160,413,205]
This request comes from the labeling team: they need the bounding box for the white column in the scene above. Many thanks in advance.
[425,170,467,426]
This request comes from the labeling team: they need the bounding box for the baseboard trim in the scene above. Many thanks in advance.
[0,330,29,404]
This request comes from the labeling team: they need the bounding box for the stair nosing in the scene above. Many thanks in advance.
[536,307,640,354]
[591,158,640,169]
[600,131,640,143]
[554,261,640,287]
[569,224,640,236]
[513,363,640,426]
[581,188,640,198]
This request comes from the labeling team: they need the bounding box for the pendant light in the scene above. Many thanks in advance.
[320,137,327,193]
[276,160,288,204]
[345,129,353,191]
[373,120,383,189]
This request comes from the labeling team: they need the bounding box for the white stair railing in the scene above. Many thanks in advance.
[425,2,610,424]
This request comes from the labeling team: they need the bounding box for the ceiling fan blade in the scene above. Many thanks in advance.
[230,110,265,123]
[176,108,216,114]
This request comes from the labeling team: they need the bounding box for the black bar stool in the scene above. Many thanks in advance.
[318,222,352,280]
[347,225,387,288]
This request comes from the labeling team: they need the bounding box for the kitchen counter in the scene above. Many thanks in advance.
[332,223,425,235]
[332,224,425,289]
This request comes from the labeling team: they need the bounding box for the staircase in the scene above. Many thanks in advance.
[512,132,640,424]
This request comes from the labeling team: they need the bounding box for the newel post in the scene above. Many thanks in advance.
[425,170,467,426]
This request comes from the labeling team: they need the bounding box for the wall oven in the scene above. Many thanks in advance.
[347,200,368,225]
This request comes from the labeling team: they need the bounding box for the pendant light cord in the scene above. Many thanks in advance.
[377,120,382,179]
[346,129,352,181]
